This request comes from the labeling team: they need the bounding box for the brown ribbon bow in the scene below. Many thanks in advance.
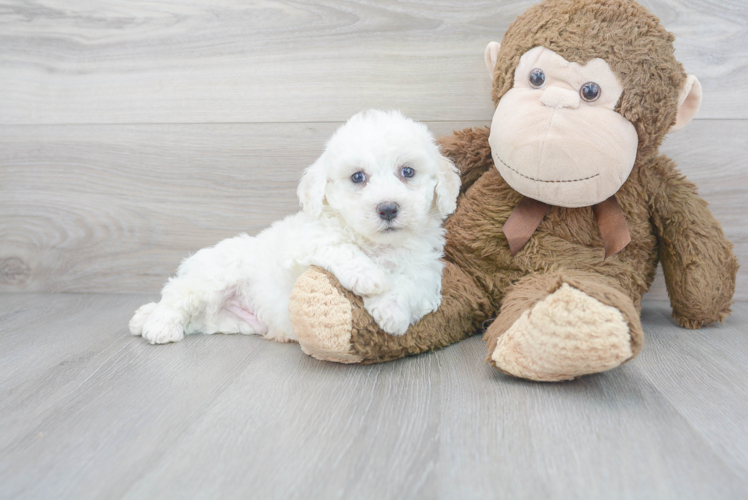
[501,195,631,259]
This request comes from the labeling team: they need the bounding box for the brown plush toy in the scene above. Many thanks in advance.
[287,0,739,381]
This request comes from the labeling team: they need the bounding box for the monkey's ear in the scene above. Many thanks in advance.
[670,75,702,132]
[297,156,327,217]
[435,153,461,217]
[484,42,501,79]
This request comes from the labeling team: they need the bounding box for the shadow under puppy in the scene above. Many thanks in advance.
[130,109,461,344]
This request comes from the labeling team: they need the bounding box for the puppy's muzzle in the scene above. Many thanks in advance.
[377,202,399,222]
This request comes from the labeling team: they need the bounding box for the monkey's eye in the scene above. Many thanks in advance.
[580,82,601,102]
[351,171,366,184]
[529,68,546,88]
[401,166,415,178]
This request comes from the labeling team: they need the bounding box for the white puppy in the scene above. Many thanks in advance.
[129,109,460,344]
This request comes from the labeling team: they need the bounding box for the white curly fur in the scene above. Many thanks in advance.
[129,110,460,344]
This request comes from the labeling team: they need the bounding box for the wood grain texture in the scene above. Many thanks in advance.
[1,120,745,300]
[1,0,746,125]
[0,293,746,499]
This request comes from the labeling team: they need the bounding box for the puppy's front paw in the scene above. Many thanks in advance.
[365,296,411,336]
[129,302,158,336]
[338,268,389,296]
[141,305,185,344]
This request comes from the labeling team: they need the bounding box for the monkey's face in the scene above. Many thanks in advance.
[488,47,639,208]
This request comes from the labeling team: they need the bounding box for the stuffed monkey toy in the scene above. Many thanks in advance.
[287,0,739,381]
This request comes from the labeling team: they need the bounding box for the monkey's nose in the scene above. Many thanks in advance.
[540,86,580,109]
[377,202,399,221]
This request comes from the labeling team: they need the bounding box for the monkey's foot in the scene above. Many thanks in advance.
[289,267,363,363]
[490,283,634,382]
[290,264,492,365]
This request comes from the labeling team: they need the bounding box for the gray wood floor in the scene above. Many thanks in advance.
[1,293,746,499]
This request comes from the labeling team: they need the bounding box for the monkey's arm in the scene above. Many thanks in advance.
[649,156,739,328]
[438,127,494,193]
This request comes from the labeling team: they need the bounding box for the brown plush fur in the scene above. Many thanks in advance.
[287,0,738,379]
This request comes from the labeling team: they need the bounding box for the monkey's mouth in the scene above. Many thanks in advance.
[497,155,600,184]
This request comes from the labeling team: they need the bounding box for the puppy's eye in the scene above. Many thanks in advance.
[580,82,601,102]
[529,68,546,88]
[351,171,366,184]
[401,166,415,178]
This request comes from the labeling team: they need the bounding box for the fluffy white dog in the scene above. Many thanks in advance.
[129,110,460,344]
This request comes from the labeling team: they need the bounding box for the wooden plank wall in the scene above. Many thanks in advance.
[1,0,746,298]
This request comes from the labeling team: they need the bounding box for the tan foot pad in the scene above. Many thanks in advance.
[289,268,364,364]
[492,283,633,381]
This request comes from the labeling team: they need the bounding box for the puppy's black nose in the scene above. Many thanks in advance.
[377,202,399,221]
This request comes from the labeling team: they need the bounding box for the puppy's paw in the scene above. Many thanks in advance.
[141,306,185,344]
[129,302,158,336]
[365,296,411,336]
[338,268,389,297]
[412,291,442,319]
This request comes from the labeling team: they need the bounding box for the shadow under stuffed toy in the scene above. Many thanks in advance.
[288,0,739,382]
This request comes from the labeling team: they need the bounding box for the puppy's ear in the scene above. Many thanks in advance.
[434,153,460,217]
[297,156,327,217]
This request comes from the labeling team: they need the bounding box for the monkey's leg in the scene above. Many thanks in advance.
[485,271,644,382]
[288,263,494,364]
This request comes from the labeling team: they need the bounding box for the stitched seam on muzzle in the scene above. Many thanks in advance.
[497,156,600,183]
